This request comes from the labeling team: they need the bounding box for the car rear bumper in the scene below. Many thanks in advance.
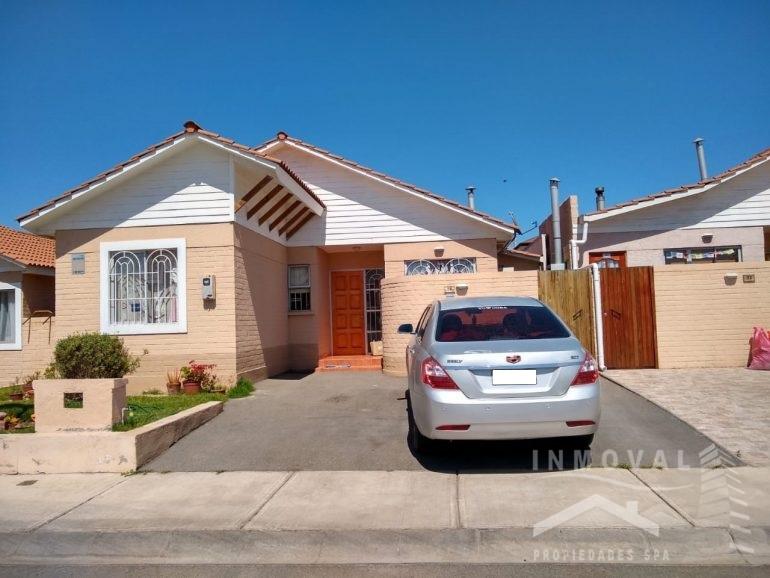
[412,381,600,441]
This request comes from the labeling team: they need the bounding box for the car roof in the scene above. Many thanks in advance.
[437,296,543,310]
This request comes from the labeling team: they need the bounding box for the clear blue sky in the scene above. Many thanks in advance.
[2,0,769,237]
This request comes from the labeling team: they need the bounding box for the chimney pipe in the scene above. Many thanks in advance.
[694,138,708,180]
[466,186,476,210]
[595,186,605,211]
[549,178,563,267]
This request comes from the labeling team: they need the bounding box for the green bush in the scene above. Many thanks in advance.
[50,333,141,379]
[227,377,255,398]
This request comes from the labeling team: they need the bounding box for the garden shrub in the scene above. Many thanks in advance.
[227,377,255,398]
[50,333,141,379]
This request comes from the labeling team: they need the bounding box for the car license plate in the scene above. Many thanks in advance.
[492,369,537,386]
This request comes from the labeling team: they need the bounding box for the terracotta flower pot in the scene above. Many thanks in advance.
[9,392,24,401]
[167,382,181,396]
[22,382,33,393]
[183,380,202,395]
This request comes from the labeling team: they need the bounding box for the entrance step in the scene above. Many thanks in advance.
[315,355,383,372]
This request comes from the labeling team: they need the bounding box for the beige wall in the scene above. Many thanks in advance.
[384,238,498,278]
[55,224,237,393]
[0,271,56,387]
[580,227,765,267]
[234,224,289,381]
[653,263,770,368]
[381,271,539,375]
[286,246,330,370]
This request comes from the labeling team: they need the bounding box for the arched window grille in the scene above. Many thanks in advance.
[109,248,178,326]
[404,258,477,276]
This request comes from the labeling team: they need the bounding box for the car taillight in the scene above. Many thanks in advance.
[421,357,459,389]
[570,352,599,386]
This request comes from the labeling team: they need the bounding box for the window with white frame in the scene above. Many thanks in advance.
[288,265,311,312]
[100,239,187,334]
[0,281,21,350]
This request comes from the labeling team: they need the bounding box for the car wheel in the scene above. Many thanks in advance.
[407,395,434,454]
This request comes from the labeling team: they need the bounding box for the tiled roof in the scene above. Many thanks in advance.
[584,145,770,218]
[17,121,324,224]
[255,132,520,234]
[0,225,55,268]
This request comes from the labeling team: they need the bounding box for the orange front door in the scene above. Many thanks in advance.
[331,271,366,355]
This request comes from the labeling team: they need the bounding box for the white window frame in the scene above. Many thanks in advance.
[288,264,311,312]
[99,238,187,335]
[0,281,22,351]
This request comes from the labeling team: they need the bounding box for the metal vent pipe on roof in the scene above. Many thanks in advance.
[549,178,563,268]
[466,186,476,210]
[595,186,605,211]
[694,138,708,180]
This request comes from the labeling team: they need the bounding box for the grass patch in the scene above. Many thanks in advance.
[0,385,15,403]
[0,400,35,434]
[227,377,255,399]
[113,393,225,431]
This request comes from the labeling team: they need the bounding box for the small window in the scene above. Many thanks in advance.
[288,265,311,312]
[0,283,21,350]
[663,246,741,265]
[100,239,187,335]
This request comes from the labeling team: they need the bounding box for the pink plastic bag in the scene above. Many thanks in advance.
[748,327,770,370]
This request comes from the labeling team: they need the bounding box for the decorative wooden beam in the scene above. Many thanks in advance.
[246,184,283,220]
[235,175,272,213]
[269,200,302,231]
[286,212,315,239]
[258,193,292,226]
[278,207,310,235]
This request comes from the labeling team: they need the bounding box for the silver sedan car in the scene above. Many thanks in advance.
[398,296,600,453]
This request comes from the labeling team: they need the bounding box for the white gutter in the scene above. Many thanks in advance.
[569,222,588,270]
[590,263,607,371]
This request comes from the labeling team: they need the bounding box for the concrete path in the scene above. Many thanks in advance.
[144,373,722,472]
[1,468,768,567]
[605,369,770,466]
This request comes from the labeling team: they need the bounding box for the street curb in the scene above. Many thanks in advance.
[599,374,745,466]
[1,527,767,566]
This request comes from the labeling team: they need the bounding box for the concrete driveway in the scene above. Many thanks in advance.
[605,368,770,466]
[144,371,724,472]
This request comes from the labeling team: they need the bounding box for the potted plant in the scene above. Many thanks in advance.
[180,361,216,395]
[166,369,182,395]
[22,371,40,399]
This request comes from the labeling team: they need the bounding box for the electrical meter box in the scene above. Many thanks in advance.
[202,275,216,300]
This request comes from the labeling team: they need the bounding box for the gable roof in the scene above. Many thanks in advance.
[17,121,324,227]
[0,226,55,268]
[256,132,520,235]
[583,144,770,222]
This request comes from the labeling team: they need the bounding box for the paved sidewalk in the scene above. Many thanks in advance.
[0,468,768,566]
[603,369,770,465]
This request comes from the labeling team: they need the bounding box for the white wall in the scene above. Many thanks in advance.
[264,144,509,246]
[44,140,233,230]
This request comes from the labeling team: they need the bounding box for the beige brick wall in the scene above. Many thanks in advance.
[653,263,770,368]
[381,271,539,375]
[383,238,499,278]
[55,224,237,393]
[0,271,56,387]
[234,224,289,380]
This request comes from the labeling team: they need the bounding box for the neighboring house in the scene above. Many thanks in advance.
[578,145,770,268]
[14,121,521,391]
[0,226,55,383]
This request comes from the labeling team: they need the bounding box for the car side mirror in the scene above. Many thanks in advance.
[397,323,415,334]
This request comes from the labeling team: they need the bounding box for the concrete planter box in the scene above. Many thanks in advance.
[0,401,223,474]
[33,379,127,433]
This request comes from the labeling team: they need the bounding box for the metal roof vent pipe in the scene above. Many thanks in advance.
[595,186,606,211]
[466,186,476,210]
[549,177,564,269]
[694,138,708,180]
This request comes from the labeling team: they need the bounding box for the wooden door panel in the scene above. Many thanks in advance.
[600,267,657,369]
[331,271,366,355]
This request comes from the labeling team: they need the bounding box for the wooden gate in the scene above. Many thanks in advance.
[599,266,657,369]
[538,269,595,354]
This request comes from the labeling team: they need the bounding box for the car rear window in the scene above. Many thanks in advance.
[435,305,570,342]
